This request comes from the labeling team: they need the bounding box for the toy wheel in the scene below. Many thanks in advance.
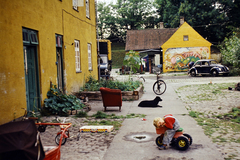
[155,134,164,147]
[175,136,189,151]
[153,80,167,95]
[55,134,67,145]
[183,133,192,145]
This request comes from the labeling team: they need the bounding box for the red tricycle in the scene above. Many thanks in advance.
[155,126,192,151]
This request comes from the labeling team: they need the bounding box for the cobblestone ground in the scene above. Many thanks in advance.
[171,77,240,160]
[39,116,123,160]
[39,75,240,160]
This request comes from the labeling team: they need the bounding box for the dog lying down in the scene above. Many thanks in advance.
[138,96,162,107]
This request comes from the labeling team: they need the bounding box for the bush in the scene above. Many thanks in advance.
[44,84,85,115]
[80,75,142,91]
[229,67,240,76]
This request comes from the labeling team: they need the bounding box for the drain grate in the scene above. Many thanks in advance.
[123,132,155,143]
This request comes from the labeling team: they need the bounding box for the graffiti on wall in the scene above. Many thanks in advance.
[164,47,209,71]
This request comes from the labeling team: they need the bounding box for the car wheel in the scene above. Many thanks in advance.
[190,70,196,77]
[211,70,218,77]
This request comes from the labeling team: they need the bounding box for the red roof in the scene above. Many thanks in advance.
[125,28,177,51]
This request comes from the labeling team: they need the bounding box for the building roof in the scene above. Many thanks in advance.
[125,28,177,51]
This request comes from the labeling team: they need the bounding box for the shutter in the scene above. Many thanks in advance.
[22,29,30,44]
[30,31,38,45]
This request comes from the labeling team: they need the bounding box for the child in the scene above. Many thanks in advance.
[153,114,180,150]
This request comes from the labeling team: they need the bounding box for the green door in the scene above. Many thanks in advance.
[23,46,40,111]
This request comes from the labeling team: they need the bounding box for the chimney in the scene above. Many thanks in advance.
[180,16,184,26]
[159,22,164,29]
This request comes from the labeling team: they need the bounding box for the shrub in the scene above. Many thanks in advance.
[80,75,142,91]
[44,84,85,115]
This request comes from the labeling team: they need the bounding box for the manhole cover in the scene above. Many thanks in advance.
[123,132,156,143]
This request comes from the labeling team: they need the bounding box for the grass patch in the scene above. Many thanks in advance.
[177,83,236,102]
[87,111,146,130]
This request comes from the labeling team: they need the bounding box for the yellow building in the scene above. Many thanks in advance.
[162,22,212,72]
[0,0,98,125]
[125,20,212,73]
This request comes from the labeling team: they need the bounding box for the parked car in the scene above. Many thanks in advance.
[188,59,229,77]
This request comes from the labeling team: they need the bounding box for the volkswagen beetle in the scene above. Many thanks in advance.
[188,59,229,77]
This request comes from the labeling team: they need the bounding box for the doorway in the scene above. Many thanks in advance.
[23,29,40,111]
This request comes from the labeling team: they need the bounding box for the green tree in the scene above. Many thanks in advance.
[154,0,234,43]
[123,50,141,74]
[97,0,154,42]
[97,2,118,39]
[113,0,154,30]
[220,33,240,68]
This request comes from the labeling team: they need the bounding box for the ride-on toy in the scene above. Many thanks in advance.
[155,126,192,150]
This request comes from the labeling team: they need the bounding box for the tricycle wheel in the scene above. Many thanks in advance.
[183,133,192,145]
[55,134,67,145]
[175,136,189,151]
[155,134,164,147]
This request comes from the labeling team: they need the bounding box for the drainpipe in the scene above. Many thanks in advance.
[95,0,101,81]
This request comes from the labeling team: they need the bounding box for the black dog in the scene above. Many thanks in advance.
[138,96,162,107]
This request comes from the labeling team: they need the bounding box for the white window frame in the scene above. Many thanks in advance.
[73,0,84,10]
[75,40,81,72]
[73,0,78,10]
[87,43,92,70]
[86,0,90,18]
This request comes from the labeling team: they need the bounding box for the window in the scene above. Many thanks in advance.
[73,0,78,10]
[55,35,62,47]
[75,40,81,72]
[87,43,92,70]
[183,35,189,41]
[22,29,38,45]
[86,0,90,18]
[73,0,84,11]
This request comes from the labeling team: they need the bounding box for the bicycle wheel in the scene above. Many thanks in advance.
[153,80,167,95]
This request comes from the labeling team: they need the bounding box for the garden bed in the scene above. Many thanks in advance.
[74,85,144,101]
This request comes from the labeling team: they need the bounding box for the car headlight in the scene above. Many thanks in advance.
[218,68,222,71]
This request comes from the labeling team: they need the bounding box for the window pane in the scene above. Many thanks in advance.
[86,0,90,18]
[75,40,81,71]
[88,43,92,70]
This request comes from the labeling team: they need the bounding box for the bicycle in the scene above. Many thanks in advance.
[55,118,80,145]
[152,72,167,95]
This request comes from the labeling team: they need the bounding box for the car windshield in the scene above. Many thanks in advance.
[210,60,218,65]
